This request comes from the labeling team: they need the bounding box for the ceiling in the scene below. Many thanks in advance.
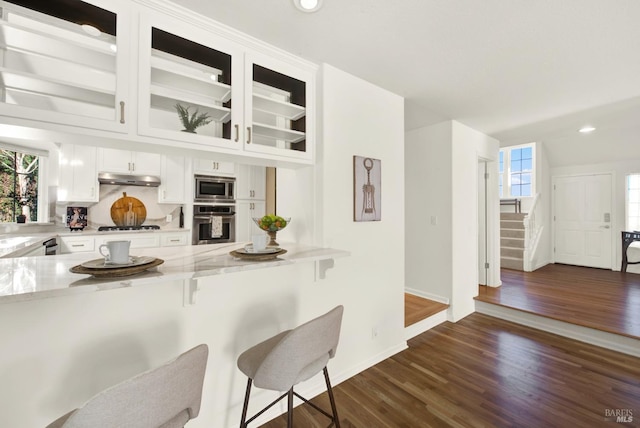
[176,1,639,162]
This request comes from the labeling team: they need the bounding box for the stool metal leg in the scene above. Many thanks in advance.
[240,378,252,428]
[287,388,294,428]
[324,367,341,428]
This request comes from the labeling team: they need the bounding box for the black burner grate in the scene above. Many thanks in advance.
[98,225,161,232]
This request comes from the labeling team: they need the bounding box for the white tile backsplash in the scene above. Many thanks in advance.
[55,184,181,229]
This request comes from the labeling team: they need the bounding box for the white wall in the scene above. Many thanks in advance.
[532,141,552,269]
[405,121,499,321]
[319,63,406,362]
[451,122,500,318]
[405,122,453,303]
[0,63,407,428]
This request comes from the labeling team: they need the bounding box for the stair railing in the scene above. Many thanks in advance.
[523,193,541,271]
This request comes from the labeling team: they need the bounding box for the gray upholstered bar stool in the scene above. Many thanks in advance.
[237,305,344,428]
[46,343,209,428]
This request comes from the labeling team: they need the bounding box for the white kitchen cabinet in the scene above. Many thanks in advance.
[243,52,314,161]
[160,231,189,247]
[98,148,161,176]
[0,0,132,133]
[59,236,95,253]
[137,9,314,162]
[158,155,187,203]
[193,158,235,176]
[59,231,189,254]
[236,165,266,200]
[137,10,243,150]
[235,199,265,243]
[95,233,160,249]
[57,144,99,202]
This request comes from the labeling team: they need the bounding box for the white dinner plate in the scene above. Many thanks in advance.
[240,246,281,255]
[80,256,156,269]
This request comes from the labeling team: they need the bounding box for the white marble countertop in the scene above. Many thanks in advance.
[0,242,350,304]
[0,233,56,258]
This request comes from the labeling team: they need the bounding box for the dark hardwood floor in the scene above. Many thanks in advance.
[476,264,640,339]
[260,313,640,427]
[405,293,449,327]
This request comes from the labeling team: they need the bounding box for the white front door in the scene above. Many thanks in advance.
[553,174,612,269]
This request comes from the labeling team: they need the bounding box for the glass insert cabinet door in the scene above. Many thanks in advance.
[0,0,130,132]
[244,52,314,160]
[138,12,243,148]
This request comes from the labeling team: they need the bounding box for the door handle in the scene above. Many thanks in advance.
[600,225,611,229]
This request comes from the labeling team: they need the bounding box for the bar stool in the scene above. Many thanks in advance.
[237,305,344,427]
[46,344,209,428]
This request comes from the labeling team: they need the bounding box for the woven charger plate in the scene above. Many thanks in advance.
[229,248,287,261]
[70,258,164,277]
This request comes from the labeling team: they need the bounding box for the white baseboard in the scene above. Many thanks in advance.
[405,310,448,340]
[532,259,551,271]
[475,301,640,358]
[404,288,449,305]
[245,341,408,427]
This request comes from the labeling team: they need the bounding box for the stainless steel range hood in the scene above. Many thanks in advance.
[98,172,161,187]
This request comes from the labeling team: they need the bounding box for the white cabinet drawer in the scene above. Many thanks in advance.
[96,234,161,249]
[161,232,189,247]
[60,237,95,253]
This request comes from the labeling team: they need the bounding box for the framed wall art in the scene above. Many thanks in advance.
[66,206,88,230]
[353,155,381,221]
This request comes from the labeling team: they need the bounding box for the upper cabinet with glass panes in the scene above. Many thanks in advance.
[0,0,131,133]
[0,1,316,164]
[244,52,313,161]
[137,10,243,150]
[138,10,314,161]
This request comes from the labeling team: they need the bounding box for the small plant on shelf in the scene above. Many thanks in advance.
[175,103,212,133]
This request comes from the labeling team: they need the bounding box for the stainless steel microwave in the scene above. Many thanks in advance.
[194,175,235,203]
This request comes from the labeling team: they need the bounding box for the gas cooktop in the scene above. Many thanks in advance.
[98,225,161,232]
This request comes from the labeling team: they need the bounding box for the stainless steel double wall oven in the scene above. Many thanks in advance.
[192,175,236,245]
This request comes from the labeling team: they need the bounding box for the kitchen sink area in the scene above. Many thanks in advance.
[0,234,58,258]
[0,236,32,248]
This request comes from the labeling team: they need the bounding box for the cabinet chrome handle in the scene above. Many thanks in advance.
[163,190,166,199]
[234,124,239,142]
[246,126,251,144]
[119,101,125,124]
[71,244,84,247]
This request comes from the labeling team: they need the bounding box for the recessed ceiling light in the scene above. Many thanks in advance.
[294,0,322,12]
[579,126,596,133]
[81,24,101,37]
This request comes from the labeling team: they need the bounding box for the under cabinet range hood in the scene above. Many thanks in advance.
[98,172,161,187]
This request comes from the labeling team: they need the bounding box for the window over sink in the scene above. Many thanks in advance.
[0,144,46,223]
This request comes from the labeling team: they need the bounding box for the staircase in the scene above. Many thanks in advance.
[500,212,526,270]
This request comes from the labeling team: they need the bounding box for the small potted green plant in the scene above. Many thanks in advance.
[175,103,212,134]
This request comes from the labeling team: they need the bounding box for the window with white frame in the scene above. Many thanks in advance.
[0,144,47,223]
[626,174,640,231]
[499,143,535,198]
